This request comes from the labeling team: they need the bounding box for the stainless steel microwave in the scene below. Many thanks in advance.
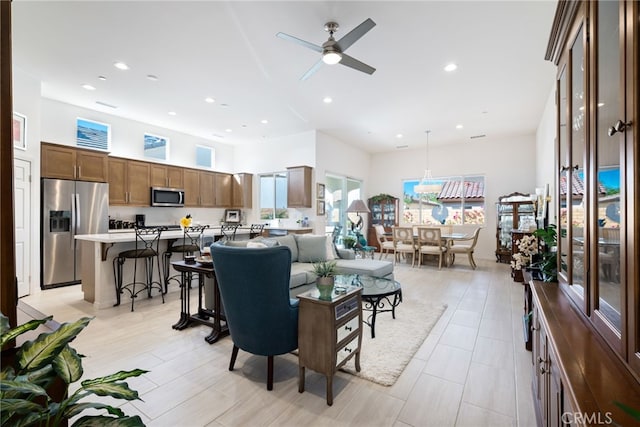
[151,187,185,207]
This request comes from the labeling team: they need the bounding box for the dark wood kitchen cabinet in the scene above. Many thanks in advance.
[287,166,312,208]
[150,164,183,189]
[232,173,252,208]
[184,168,215,207]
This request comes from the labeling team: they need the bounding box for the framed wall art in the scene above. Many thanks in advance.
[76,118,110,151]
[317,200,325,216]
[144,133,169,160]
[13,112,27,150]
[317,183,325,200]
[224,209,241,223]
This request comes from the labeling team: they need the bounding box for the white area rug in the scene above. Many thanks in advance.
[340,300,447,386]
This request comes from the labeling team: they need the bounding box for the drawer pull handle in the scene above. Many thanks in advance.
[537,357,545,364]
[344,326,352,331]
[344,347,352,353]
[539,366,547,374]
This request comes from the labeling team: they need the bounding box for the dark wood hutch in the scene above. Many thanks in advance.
[529,1,640,425]
[367,195,399,251]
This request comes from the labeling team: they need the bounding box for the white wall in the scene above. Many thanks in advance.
[370,134,538,260]
[536,86,558,224]
[13,69,42,298]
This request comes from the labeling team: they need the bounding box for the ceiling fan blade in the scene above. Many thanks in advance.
[335,18,376,52]
[276,32,323,53]
[339,53,376,75]
[300,59,324,81]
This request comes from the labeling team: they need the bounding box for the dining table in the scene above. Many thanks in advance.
[383,230,472,267]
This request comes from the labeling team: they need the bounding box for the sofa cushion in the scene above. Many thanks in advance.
[273,234,298,262]
[290,262,312,288]
[334,259,394,278]
[250,236,280,247]
[295,234,327,263]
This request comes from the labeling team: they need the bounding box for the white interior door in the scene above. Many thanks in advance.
[14,158,31,297]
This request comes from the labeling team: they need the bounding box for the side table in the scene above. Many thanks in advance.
[297,286,362,406]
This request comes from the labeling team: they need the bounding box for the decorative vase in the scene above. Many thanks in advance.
[316,276,335,300]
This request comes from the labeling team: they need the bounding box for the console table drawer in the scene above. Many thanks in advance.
[337,316,359,343]
[335,296,358,320]
[336,336,358,367]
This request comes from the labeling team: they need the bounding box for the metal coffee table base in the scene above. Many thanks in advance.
[362,290,403,338]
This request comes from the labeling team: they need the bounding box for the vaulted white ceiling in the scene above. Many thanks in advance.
[11,0,558,153]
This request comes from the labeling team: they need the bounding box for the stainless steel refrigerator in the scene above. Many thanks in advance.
[41,178,109,289]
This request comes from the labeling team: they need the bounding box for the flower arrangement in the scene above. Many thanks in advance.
[180,214,192,228]
[510,234,538,270]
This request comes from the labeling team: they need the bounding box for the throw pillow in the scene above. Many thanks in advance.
[273,234,298,262]
[246,241,268,248]
[325,235,337,260]
[295,234,327,263]
[250,236,279,247]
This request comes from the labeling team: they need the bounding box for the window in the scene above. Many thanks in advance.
[402,175,485,225]
[259,172,288,220]
[195,145,215,168]
[325,175,362,236]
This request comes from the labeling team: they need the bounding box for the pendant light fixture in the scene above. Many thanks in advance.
[414,130,442,194]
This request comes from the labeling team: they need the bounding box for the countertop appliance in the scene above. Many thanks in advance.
[41,178,109,289]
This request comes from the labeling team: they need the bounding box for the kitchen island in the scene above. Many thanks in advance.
[75,227,251,309]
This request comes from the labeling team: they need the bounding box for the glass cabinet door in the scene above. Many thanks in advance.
[558,66,570,285]
[595,0,622,331]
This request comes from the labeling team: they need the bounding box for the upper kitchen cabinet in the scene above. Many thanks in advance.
[108,157,150,206]
[232,173,253,208]
[41,142,108,182]
[214,173,232,207]
[150,164,184,189]
[287,166,312,208]
[183,168,216,207]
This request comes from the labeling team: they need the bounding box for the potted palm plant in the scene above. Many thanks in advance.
[1,312,146,426]
[312,260,337,300]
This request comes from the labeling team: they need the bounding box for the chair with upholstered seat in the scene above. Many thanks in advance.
[416,227,448,269]
[210,243,298,390]
[374,224,395,260]
[448,227,481,269]
[220,224,240,241]
[163,225,209,293]
[249,223,266,239]
[392,226,417,267]
[113,226,165,311]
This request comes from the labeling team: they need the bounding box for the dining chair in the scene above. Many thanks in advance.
[374,224,395,260]
[249,223,266,239]
[599,227,620,281]
[416,227,448,269]
[392,226,417,267]
[448,227,481,269]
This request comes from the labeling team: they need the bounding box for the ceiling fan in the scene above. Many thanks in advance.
[276,18,376,80]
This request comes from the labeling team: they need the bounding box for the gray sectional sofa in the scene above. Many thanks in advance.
[223,233,394,296]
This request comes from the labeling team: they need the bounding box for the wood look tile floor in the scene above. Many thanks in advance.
[19,258,536,427]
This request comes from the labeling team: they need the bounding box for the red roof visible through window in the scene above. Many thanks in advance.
[437,180,485,201]
[559,171,606,196]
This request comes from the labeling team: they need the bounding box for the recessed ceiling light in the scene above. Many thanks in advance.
[597,102,605,107]
[261,119,269,124]
[98,76,107,81]
[114,62,129,70]
[205,97,215,103]
[456,124,463,129]
[444,63,457,72]
[82,84,96,91]
[396,133,403,139]
[168,111,176,116]
[225,128,232,133]
[323,97,333,104]
[146,74,159,81]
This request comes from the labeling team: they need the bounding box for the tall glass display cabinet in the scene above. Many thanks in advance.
[495,192,536,263]
[366,196,398,251]
[530,1,640,425]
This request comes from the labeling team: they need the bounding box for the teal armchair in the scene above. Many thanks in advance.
[210,243,298,390]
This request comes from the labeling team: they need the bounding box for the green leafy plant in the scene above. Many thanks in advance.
[342,236,357,249]
[532,224,558,282]
[369,194,395,203]
[312,260,337,277]
[1,312,147,426]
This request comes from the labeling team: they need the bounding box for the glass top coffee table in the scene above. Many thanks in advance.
[334,274,402,338]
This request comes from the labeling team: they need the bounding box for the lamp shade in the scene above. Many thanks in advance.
[346,199,370,213]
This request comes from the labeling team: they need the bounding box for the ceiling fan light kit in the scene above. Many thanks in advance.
[276,18,376,80]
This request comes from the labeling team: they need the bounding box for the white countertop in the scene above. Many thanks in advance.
[264,226,313,231]
[77,227,253,243]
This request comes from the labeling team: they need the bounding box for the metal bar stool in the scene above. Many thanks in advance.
[163,224,209,293]
[113,226,165,311]
[220,224,239,241]
[249,223,265,239]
